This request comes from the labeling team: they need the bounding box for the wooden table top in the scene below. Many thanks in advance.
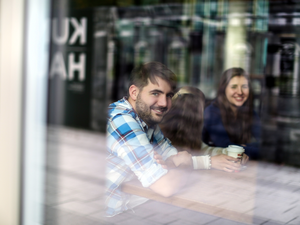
[122,161,258,224]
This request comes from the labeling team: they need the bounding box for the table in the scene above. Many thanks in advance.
[122,161,258,224]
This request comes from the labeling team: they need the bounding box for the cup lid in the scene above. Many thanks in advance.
[227,145,245,153]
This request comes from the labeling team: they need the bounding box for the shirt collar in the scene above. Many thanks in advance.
[122,96,157,132]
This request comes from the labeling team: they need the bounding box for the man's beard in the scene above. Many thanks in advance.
[135,94,168,127]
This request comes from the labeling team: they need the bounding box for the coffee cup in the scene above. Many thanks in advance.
[226,145,245,161]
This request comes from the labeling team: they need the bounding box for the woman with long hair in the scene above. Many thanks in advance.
[202,67,261,159]
[158,86,247,172]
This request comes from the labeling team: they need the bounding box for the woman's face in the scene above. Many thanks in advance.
[225,76,249,107]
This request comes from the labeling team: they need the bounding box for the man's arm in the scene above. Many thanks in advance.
[149,165,191,197]
[149,151,192,197]
[108,114,191,196]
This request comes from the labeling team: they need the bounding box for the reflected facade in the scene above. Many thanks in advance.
[44,0,300,224]
[48,0,300,167]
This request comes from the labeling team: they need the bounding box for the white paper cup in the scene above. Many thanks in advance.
[226,145,245,160]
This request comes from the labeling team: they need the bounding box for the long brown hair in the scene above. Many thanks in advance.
[160,86,205,154]
[215,67,254,144]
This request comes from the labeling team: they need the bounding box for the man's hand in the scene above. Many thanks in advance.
[153,151,176,169]
[150,151,191,197]
[172,151,193,168]
[211,154,242,172]
[154,151,193,169]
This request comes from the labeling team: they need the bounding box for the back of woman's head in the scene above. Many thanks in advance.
[160,86,205,153]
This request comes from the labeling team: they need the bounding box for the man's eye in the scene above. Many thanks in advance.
[167,94,174,98]
[242,85,249,89]
[152,93,158,96]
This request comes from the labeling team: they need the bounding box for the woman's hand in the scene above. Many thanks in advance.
[240,145,249,164]
[173,151,193,168]
[211,154,242,172]
[241,153,249,165]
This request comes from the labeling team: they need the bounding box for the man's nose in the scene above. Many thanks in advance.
[157,95,167,107]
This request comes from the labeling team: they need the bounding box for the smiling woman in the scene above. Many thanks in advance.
[202,68,261,160]
[225,76,249,110]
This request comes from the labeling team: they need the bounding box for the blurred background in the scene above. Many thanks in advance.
[1,0,300,224]
[48,0,300,166]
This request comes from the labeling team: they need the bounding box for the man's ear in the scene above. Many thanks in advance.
[129,85,139,101]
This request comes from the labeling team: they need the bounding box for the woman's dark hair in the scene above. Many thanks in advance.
[215,67,254,144]
[160,86,205,154]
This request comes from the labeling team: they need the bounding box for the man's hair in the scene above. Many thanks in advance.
[160,86,206,154]
[128,62,177,95]
[215,67,254,144]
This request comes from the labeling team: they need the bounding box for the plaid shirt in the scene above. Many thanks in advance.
[105,97,177,216]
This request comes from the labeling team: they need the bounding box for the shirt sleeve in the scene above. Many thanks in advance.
[152,127,178,160]
[199,142,227,156]
[192,156,210,169]
[107,114,168,187]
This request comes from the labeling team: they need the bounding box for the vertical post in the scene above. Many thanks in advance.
[21,0,50,224]
[225,1,249,71]
[0,0,25,224]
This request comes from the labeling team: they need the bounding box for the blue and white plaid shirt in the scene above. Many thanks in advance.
[105,97,177,216]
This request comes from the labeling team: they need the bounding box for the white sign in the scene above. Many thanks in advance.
[49,17,87,81]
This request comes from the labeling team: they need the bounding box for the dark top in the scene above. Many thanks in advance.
[202,103,261,159]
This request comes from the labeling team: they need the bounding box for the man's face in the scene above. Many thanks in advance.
[135,77,174,127]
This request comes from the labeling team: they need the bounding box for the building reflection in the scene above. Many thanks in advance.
[48,0,300,167]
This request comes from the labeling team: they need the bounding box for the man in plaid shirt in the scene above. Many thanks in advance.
[105,62,191,216]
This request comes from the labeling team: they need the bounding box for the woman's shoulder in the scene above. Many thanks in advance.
[251,110,261,127]
[204,101,221,114]
[204,102,222,122]
[252,110,260,117]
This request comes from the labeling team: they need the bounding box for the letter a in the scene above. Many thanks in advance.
[49,52,68,80]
